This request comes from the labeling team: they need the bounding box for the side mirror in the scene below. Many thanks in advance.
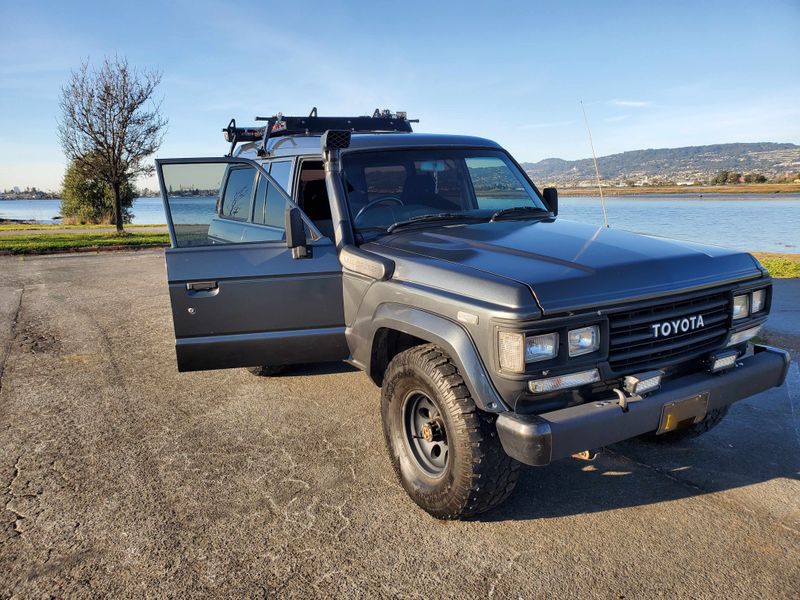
[285,207,308,258]
[543,187,558,217]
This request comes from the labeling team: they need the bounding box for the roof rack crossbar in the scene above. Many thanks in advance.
[222,109,417,155]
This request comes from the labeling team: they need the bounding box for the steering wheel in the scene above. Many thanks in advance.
[354,195,404,222]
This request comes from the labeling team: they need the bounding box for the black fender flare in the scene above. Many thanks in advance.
[368,303,508,413]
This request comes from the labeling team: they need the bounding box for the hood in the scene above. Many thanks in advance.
[375,219,762,314]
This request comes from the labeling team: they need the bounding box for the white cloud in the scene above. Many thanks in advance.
[610,99,653,108]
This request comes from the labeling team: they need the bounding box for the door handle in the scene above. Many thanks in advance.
[186,281,218,292]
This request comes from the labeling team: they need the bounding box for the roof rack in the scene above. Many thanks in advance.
[223,107,418,156]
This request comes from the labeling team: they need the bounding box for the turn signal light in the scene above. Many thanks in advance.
[528,369,600,394]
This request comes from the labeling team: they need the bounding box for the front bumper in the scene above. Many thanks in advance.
[495,344,791,466]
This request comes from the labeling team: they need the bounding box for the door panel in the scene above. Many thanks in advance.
[157,157,347,371]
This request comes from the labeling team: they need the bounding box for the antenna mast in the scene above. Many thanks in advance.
[580,100,609,228]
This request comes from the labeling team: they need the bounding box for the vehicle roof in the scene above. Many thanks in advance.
[234,132,502,160]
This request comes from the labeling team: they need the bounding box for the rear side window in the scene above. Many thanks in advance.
[265,183,289,229]
[251,173,289,231]
[269,161,292,192]
[221,167,255,220]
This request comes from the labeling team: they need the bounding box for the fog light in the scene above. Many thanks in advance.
[528,369,600,394]
[623,370,663,395]
[732,294,749,320]
[751,289,766,313]
[709,350,738,373]
[727,325,762,347]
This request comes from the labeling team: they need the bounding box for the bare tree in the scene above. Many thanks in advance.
[58,56,167,232]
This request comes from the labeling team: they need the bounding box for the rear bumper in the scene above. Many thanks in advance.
[495,344,791,466]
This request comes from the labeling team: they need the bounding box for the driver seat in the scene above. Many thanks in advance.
[400,173,456,211]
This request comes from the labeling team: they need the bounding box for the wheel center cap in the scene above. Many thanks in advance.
[420,420,444,443]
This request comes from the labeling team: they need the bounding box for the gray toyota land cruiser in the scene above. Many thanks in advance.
[156,109,790,519]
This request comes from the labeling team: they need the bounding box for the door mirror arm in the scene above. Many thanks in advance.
[285,207,309,258]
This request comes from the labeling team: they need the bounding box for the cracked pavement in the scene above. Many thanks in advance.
[0,250,798,598]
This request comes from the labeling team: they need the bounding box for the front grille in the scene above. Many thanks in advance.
[608,290,730,372]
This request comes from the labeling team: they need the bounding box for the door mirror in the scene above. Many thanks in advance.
[285,207,308,258]
[543,187,558,216]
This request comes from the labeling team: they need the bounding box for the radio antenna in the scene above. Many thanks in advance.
[580,100,609,228]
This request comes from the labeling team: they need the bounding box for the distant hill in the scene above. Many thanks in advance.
[520,142,800,187]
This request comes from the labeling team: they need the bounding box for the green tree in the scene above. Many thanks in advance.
[61,156,136,224]
[711,170,730,185]
[58,56,166,232]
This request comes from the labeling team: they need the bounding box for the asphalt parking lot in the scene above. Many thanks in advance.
[1,250,798,598]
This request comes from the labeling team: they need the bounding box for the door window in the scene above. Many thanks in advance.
[221,167,256,220]
[159,159,318,248]
[159,162,228,247]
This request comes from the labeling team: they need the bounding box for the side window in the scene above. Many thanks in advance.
[252,175,267,224]
[269,161,292,192]
[221,167,256,220]
[265,182,289,230]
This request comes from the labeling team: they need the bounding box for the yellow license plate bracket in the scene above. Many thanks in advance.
[656,393,709,435]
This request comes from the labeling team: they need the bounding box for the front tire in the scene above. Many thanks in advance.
[381,344,519,519]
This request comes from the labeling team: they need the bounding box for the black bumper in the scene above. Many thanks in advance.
[495,345,791,466]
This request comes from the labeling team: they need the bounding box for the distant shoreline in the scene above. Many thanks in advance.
[558,183,800,196]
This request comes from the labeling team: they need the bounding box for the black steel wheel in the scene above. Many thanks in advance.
[402,391,449,478]
[381,344,519,519]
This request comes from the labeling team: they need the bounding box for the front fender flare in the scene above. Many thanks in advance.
[367,303,508,413]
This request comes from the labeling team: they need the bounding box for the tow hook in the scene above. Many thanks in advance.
[571,450,598,461]
[613,388,641,413]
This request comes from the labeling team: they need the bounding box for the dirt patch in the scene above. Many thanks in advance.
[15,324,59,354]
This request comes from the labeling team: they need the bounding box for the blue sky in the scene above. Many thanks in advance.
[1,0,798,190]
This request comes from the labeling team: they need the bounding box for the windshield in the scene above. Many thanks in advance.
[341,148,548,236]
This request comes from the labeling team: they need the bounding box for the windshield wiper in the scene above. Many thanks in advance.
[490,206,549,221]
[386,212,486,233]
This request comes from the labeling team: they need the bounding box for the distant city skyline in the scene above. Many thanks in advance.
[1,0,798,190]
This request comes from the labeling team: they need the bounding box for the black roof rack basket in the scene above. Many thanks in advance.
[223,108,417,156]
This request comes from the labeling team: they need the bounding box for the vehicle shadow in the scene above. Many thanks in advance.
[478,385,798,522]
[282,361,360,377]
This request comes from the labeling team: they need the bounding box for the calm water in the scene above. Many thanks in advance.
[1,193,798,252]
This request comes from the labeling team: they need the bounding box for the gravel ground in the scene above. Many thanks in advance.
[1,250,798,598]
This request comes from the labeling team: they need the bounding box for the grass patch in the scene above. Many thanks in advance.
[0,232,170,254]
[753,252,800,279]
[0,223,165,231]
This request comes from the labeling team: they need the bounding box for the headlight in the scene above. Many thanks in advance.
[568,325,600,357]
[751,289,766,313]
[732,294,749,320]
[498,331,558,372]
[525,333,559,363]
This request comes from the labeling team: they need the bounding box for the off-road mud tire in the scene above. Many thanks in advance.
[381,344,519,519]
